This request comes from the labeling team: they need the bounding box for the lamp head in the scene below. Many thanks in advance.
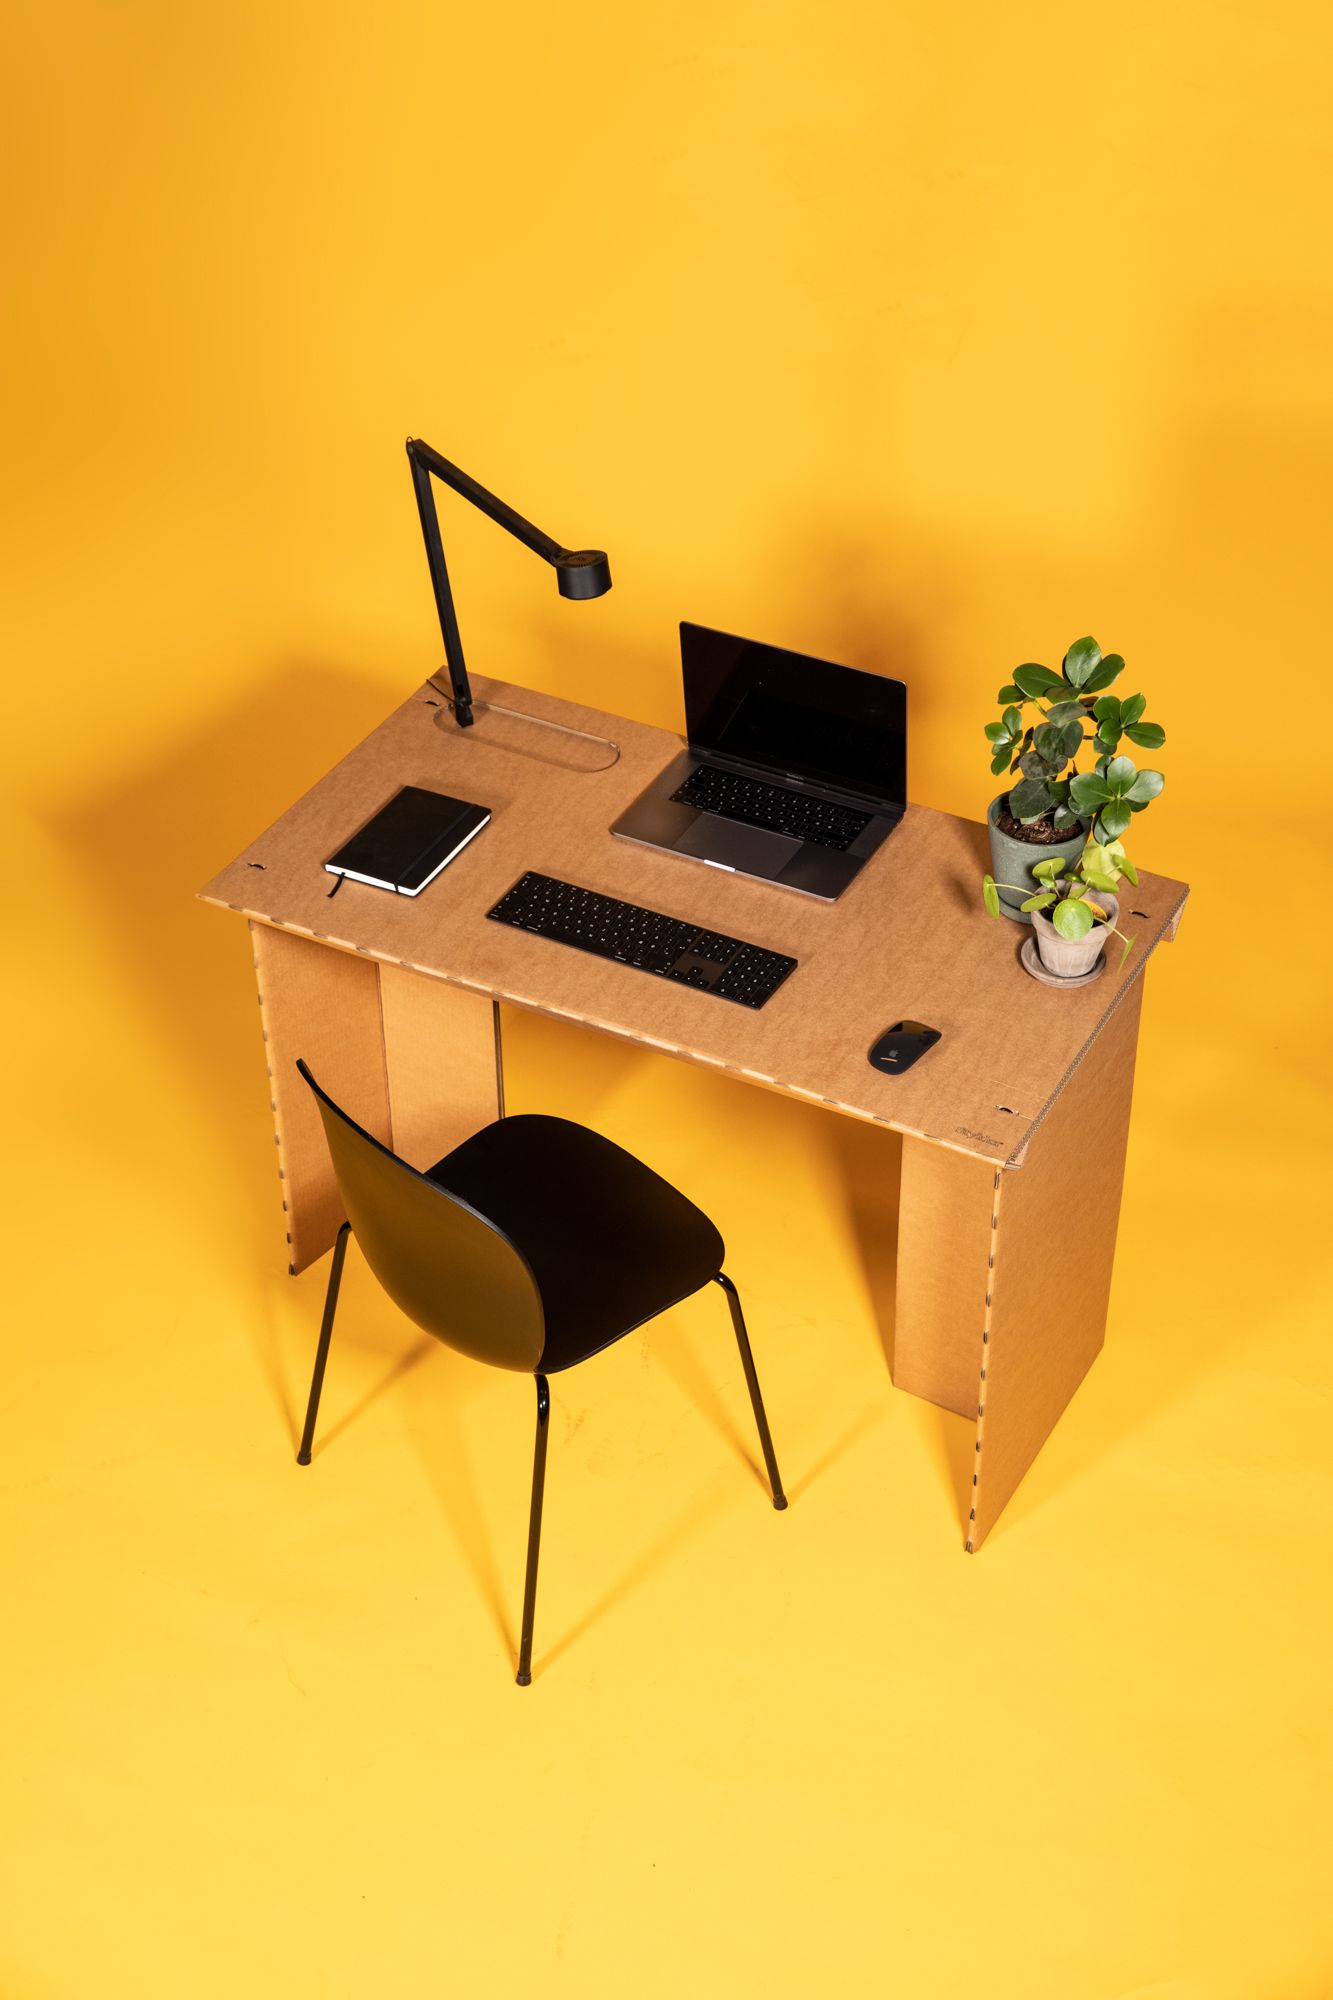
[555,549,612,600]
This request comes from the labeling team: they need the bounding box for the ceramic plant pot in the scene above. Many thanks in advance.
[986,796,1087,923]
[1030,894,1118,980]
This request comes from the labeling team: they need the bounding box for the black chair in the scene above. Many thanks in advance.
[293,1061,787,1685]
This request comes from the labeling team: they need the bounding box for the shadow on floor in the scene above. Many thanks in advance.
[45,659,402,1185]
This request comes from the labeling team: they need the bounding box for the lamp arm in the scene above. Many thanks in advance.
[406,438,564,566]
[406,437,576,728]
[405,436,610,732]
[407,450,475,724]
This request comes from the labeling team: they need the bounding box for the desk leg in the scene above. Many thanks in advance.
[250,925,503,1274]
[376,966,504,1170]
[895,981,1144,1548]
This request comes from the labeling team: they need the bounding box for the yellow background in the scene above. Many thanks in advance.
[4,3,1331,1994]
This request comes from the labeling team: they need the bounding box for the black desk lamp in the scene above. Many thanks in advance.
[406,437,612,728]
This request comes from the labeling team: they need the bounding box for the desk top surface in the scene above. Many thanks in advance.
[200,675,1189,1169]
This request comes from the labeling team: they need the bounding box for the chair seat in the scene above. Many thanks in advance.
[425,1115,725,1372]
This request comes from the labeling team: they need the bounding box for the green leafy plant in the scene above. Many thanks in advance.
[985,637,1166,843]
[983,839,1139,967]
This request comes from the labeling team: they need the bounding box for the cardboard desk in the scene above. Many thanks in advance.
[200,676,1188,1548]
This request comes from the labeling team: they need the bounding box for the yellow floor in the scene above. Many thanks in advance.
[6,760,1330,1998]
[6,3,1332,1982]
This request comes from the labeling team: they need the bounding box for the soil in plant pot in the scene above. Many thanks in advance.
[995,796,1079,845]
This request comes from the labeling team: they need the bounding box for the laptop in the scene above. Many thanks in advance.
[611,623,907,901]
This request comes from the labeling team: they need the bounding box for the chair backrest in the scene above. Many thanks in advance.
[297,1062,545,1373]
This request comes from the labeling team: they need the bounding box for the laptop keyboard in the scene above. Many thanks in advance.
[486,872,797,1008]
[670,764,873,851]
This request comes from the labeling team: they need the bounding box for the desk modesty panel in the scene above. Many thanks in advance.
[200,676,1187,1172]
[201,675,1187,1550]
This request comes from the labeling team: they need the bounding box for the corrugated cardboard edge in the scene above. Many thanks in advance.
[966,1163,1008,1552]
[250,920,393,1272]
[968,983,1144,1549]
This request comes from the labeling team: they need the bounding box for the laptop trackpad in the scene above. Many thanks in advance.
[675,817,801,875]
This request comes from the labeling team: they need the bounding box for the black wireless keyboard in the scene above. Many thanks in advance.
[486,872,797,1009]
[670,763,873,851]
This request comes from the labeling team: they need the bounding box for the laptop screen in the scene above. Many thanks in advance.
[681,623,907,810]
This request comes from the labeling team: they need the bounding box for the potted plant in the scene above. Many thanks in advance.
[983,840,1139,980]
[984,636,1166,919]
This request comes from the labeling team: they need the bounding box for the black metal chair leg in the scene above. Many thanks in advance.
[297,1221,351,1465]
[516,1373,550,1686]
[714,1272,788,1509]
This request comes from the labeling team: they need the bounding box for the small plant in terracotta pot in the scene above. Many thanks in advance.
[984,840,1139,980]
[984,636,1166,919]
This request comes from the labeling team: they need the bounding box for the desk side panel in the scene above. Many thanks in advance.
[377,968,502,1170]
[250,923,392,1273]
[895,1141,998,1419]
[970,980,1143,1549]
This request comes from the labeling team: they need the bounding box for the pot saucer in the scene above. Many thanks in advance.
[1019,935,1106,988]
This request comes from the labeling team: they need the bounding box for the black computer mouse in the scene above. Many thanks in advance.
[868,1021,942,1074]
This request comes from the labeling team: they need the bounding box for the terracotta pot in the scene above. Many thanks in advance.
[986,796,1088,924]
[1030,894,1118,979]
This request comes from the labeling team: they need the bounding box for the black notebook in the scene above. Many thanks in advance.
[324,786,491,897]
